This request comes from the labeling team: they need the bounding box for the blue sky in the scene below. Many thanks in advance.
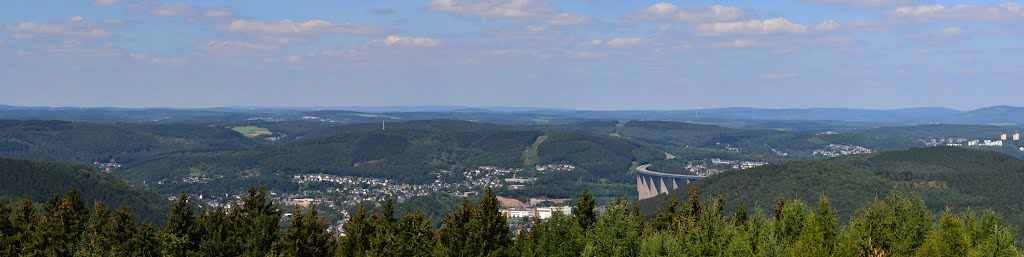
[1,0,1022,110]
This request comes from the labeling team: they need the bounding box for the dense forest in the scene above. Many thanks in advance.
[118,120,663,196]
[1,186,1020,256]
[642,146,1024,237]
[0,120,257,163]
[0,158,168,222]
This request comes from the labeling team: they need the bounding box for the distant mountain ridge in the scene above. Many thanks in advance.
[1,104,1023,126]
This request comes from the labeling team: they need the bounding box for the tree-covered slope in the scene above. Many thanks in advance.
[0,120,257,163]
[119,120,658,195]
[642,147,1024,227]
[0,158,168,221]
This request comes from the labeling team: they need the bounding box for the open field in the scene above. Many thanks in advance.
[231,126,272,137]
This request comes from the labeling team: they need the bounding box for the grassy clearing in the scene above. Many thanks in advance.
[231,126,272,137]
[521,134,548,166]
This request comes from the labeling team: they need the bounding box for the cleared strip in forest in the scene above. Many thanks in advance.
[521,134,548,166]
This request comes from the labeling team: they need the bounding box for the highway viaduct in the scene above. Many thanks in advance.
[636,164,705,200]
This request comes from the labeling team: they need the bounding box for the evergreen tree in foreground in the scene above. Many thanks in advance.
[0,185,1022,257]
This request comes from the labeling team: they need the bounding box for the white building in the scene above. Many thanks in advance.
[501,206,573,220]
[536,206,572,219]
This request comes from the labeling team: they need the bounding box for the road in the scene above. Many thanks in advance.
[636,164,705,179]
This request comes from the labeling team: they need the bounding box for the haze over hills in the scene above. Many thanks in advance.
[2,104,1024,127]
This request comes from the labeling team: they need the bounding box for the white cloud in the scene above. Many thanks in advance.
[130,53,185,65]
[802,0,923,7]
[891,3,1024,21]
[4,17,112,39]
[200,41,280,51]
[37,41,123,57]
[628,4,744,22]
[203,10,233,18]
[379,35,442,47]
[713,39,761,48]
[321,49,361,58]
[149,57,185,65]
[93,0,117,6]
[813,20,841,31]
[489,25,574,46]
[430,0,592,25]
[698,18,807,35]
[548,13,592,25]
[101,19,127,25]
[430,0,551,18]
[759,73,800,80]
[227,19,387,35]
[558,50,607,59]
[127,2,235,20]
[150,3,190,17]
[605,38,643,47]
[285,55,303,64]
[938,26,964,37]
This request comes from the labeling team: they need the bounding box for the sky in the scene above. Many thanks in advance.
[1,0,1023,110]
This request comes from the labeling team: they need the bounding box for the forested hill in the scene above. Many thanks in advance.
[120,120,662,196]
[641,147,1024,230]
[0,120,257,163]
[0,158,168,222]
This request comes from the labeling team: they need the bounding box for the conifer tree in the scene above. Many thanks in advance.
[74,202,113,257]
[471,188,513,256]
[435,198,475,256]
[10,198,37,255]
[197,207,241,257]
[394,210,434,257]
[239,185,281,256]
[0,203,16,256]
[788,197,838,256]
[339,204,371,256]
[573,190,596,231]
[108,206,138,256]
[162,193,198,256]
[651,197,678,231]
[916,209,974,257]
[976,224,1020,257]
[282,206,335,257]
[131,222,161,257]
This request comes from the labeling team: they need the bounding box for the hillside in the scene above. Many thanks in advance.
[859,124,1021,138]
[0,120,258,163]
[119,120,659,196]
[951,106,1024,126]
[0,158,168,222]
[555,120,924,166]
[641,147,1024,229]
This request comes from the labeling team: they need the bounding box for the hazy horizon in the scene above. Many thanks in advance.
[3,103,1015,112]
[3,1,1023,110]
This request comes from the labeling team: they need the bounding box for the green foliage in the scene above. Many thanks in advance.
[0,186,1022,256]
[644,146,1024,238]
[0,120,256,164]
[0,158,168,221]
